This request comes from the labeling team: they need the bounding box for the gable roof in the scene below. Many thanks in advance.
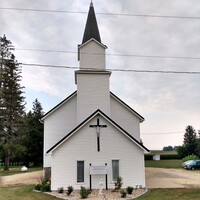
[78,38,107,61]
[41,91,76,121]
[110,92,145,122]
[46,109,149,154]
[41,91,144,122]
[79,38,107,49]
[82,2,101,44]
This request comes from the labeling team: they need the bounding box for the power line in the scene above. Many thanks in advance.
[141,131,184,135]
[111,69,200,74]
[20,63,200,75]
[21,63,77,69]
[1,7,200,20]
[15,48,200,60]
[16,48,77,55]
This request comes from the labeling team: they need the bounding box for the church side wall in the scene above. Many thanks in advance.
[110,96,141,141]
[43,95,77,168]
[79,41,105,70]
[51,116,145,190]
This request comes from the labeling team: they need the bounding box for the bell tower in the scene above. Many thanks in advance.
[75,2,111,123]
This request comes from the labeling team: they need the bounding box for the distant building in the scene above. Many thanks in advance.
[153,155,160,161]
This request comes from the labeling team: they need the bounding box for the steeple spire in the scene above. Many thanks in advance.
[82,2,101,44]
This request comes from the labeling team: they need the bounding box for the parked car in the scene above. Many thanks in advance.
[181,160,192,168]
[183,160,200,170]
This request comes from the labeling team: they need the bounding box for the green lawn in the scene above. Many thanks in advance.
[145,159,182,168]
[0,185,60,200]
[1,186,200,200]
[0,166,42,176]
[138,188,200,200]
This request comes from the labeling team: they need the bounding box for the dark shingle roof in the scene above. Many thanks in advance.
[82,2,101,44]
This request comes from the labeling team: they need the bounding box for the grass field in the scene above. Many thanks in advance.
[1,185,200,200]
[0,166,42,176]
[145,159,182,168]
[138,188,200,200]
[0,185,59,200]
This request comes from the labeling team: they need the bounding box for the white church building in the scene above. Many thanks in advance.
[41,2,149,190]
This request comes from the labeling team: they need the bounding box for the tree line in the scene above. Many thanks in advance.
[0,35,43,170]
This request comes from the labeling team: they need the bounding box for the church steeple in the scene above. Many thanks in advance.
[82,1,101,44]
[76,2,111,123]
[78,1,107,69]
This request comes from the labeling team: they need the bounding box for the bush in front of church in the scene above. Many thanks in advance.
[58,187,64,193]
[120,189,127,198]
[114,176,123,191]
[35,178,51,192]
[67,185,74,196]
[80,186,91,199]
[126,186,134,194]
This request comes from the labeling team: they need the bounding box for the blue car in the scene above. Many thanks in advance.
[181,160,192,168]
[184,160,200,170]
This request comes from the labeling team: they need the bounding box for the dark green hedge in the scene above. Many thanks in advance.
[145,154,181,160]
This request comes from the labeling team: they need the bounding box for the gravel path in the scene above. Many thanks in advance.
[146,167,200,188]
[0,170,43,186]
[47,189,147,200]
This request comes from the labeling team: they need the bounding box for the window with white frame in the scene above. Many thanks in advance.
[77,161,84,183]
[112,160,119,181]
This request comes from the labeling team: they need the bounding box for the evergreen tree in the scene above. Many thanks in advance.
[183,125,198,156]
[196,131,200,158]
[23,99,44,167]
[0,35,25,170]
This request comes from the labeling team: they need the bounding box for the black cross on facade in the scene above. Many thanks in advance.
[89,118,107,152]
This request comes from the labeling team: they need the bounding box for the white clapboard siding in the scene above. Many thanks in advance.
[79,40,106,70]
[110,95,141,141]
[44,95,77,167]
[50,116,145,190]
[76,73,110,123]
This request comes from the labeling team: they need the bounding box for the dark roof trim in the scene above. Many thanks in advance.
[41,91,144,122]
[79,38,107,49]
[46,109,149,154]
[110,92,145,122]
[46,109,101,154]
[41,91,77,121]
[98,110,149,152]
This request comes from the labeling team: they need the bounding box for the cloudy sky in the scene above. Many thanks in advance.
[1,0,200,150]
